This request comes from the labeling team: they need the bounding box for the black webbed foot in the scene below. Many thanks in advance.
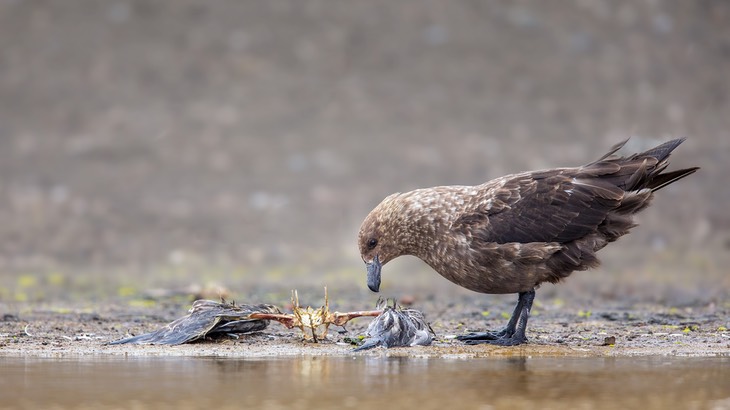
[455,329,510,341]
[458,289,535,347]
[461,333,527,346]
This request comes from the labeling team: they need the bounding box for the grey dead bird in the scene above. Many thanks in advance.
[358,138,698,346]
[108,300,280,345]
[354,300,434,351]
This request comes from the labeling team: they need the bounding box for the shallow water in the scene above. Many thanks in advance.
[1,355,729,409]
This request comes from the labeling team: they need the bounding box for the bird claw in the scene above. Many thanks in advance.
[457,290,534,346]
[457,329,527,346]
[456,330,508,341]
[462,335,527,346]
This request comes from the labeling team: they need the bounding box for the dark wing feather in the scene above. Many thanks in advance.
[108,300,277,345]
[464,171,622,245]
[457,138,695,246]
[108,300,226,345]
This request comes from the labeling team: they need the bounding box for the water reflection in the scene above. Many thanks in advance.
[1,355,728,409]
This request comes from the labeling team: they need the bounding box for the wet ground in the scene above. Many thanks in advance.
[1,275,728,410]
[2,356,729,409]
[2,284,728,358]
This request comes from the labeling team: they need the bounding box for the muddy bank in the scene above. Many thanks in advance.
[2,291,728,358]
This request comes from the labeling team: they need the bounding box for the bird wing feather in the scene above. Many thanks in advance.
[457,169,623,245]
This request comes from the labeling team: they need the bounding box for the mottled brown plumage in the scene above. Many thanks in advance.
[358,138,698,345]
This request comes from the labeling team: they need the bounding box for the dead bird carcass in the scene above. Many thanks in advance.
[353,299,435,351]
[248,289,382,342]
[108,300,281,345]
[108,289,383,345]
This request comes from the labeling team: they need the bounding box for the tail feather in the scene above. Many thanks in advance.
[623,159,650,191]
[584,138,698,193]
[590,138,629,164]
[634,138,698,192]
[648,167,699,192]
[635,138,686,163]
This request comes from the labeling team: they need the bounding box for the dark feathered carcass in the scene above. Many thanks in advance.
[354,300,434,351]
[108,300,280,345]
[109,289,384,345]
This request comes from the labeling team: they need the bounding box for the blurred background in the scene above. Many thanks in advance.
[1,0,728,305]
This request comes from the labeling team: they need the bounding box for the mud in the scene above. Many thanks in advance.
[2,287,727,358]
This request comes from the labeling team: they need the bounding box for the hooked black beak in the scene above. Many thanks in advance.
[366,255,382,293]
